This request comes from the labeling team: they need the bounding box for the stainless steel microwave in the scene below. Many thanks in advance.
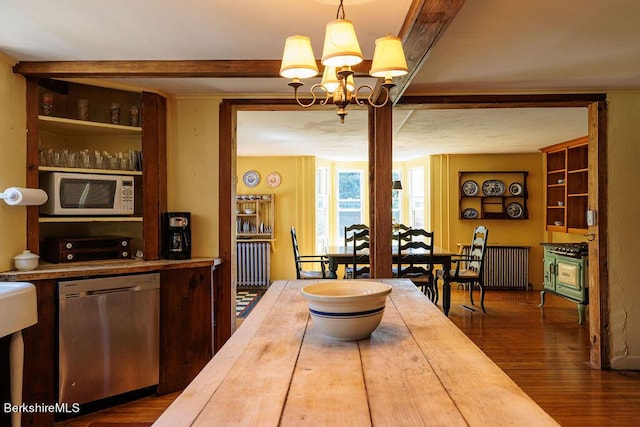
[40,172,134,215]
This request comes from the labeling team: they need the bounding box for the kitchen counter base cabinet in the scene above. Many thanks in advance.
[0,261,214,426]
[159,266,213,395]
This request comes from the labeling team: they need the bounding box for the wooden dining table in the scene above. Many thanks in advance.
[325,245,458,316]
[154,279,559,427]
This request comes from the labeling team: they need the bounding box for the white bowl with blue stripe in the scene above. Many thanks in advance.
[301,281,392,341]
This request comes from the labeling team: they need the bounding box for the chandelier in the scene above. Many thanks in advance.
[279,0,408,123]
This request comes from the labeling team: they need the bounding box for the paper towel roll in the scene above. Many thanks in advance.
[1,187,48,206]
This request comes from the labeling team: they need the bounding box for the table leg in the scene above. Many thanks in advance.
[442,259,451,316]
[539,290,546,307]
[328,258,338,279]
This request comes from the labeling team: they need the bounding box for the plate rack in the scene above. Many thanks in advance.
[458,171,529,220]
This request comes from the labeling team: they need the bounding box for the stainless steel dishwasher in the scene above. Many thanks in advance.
[58,273,159,404]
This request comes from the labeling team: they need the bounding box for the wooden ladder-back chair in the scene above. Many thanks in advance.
[396,228,436,301]
[349,228,370,279]
[290,227,328,279]
[345,223,369,244]
[344,224,369,278]
[438,226,489,312]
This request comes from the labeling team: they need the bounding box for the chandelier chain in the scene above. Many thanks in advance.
[336,0,346,19]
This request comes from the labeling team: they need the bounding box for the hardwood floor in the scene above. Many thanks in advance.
[55,288,640,427]
[447,288,640,427]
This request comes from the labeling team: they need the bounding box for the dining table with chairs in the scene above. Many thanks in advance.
[324,244,458,316]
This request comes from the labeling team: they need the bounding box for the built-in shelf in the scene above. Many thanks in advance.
[39,216,144,223]
[541,136,589,233]
[38,115,142,135]
[38,166,142,175]
[26,78,170,258]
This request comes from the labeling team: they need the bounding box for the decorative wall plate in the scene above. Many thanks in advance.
[242,170,260,187]
[506,202,524,218]
[462,208,478,219]
[266,172,281,188]
[482,180,506,196]
[461,180,479,196]
[509,182,524,196]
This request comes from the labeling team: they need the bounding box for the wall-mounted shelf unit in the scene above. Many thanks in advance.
[236,194,275,241]
[541,136,588,233]
[26,78,167,259]
[458,171,528,220]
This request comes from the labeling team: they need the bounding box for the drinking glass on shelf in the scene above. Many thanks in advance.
[94,153,104,170]
[108,157,120,170]
[42,93,54,115]
[67,152,79,168]
[77,99,90,120]
[129,105,140,126]
[109,103,121,124]
[120,157,131,170]
[79,150,92,169]
[39,150,47,166]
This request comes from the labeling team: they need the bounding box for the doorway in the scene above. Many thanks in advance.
[215,94,608,368]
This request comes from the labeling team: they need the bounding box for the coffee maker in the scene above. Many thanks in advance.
[163,212,191,259]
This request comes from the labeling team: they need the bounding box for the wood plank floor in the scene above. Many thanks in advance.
[55,288,640,427]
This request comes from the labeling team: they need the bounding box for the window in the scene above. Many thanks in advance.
[316,166,329,253]
[409,167,425,228]
[336,170,364,243]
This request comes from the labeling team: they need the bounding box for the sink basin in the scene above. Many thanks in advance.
[0,282,38,338]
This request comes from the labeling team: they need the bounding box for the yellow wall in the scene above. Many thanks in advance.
[0,53,27,271]
[237,156,316,280]
[606,92,640,369]
[169,97,221,257]
[430,153,546,290]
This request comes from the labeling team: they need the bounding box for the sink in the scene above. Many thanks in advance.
[0,282,37,338]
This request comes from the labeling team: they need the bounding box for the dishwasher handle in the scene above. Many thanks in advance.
[58,273,160,298]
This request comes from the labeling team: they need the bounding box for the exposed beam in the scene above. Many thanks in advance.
[13,59,372,79]
[391,0,467,101]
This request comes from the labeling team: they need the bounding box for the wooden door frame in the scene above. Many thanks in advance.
[216,93,608,369]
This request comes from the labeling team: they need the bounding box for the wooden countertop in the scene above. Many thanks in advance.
[154,279,559,427]
[0,257,221,281]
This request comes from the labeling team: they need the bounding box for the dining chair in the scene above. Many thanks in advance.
[348,228,370,279]
[437,225,489,312]
[392,223,411,233]
[290,227,328,279]
[344,223,369,245]
[395,228,436,301]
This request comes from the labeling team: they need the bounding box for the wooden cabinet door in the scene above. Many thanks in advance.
[158,266,213,394]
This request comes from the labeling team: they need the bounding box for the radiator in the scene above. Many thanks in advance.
[460,245,530,289]
[237,242,271,287]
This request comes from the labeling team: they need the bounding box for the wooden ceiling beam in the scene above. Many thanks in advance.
[13,59,372,79]
[390,0,467,102]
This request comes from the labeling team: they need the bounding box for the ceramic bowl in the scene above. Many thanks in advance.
[554,221,564,226]
[13,250,39,271]
[301,281,392,341]
[243,209,255,214]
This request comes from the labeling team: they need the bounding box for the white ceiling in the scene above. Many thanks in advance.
[2,0,639,160]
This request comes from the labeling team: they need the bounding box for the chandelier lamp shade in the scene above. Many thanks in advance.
[279,0,408,123]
